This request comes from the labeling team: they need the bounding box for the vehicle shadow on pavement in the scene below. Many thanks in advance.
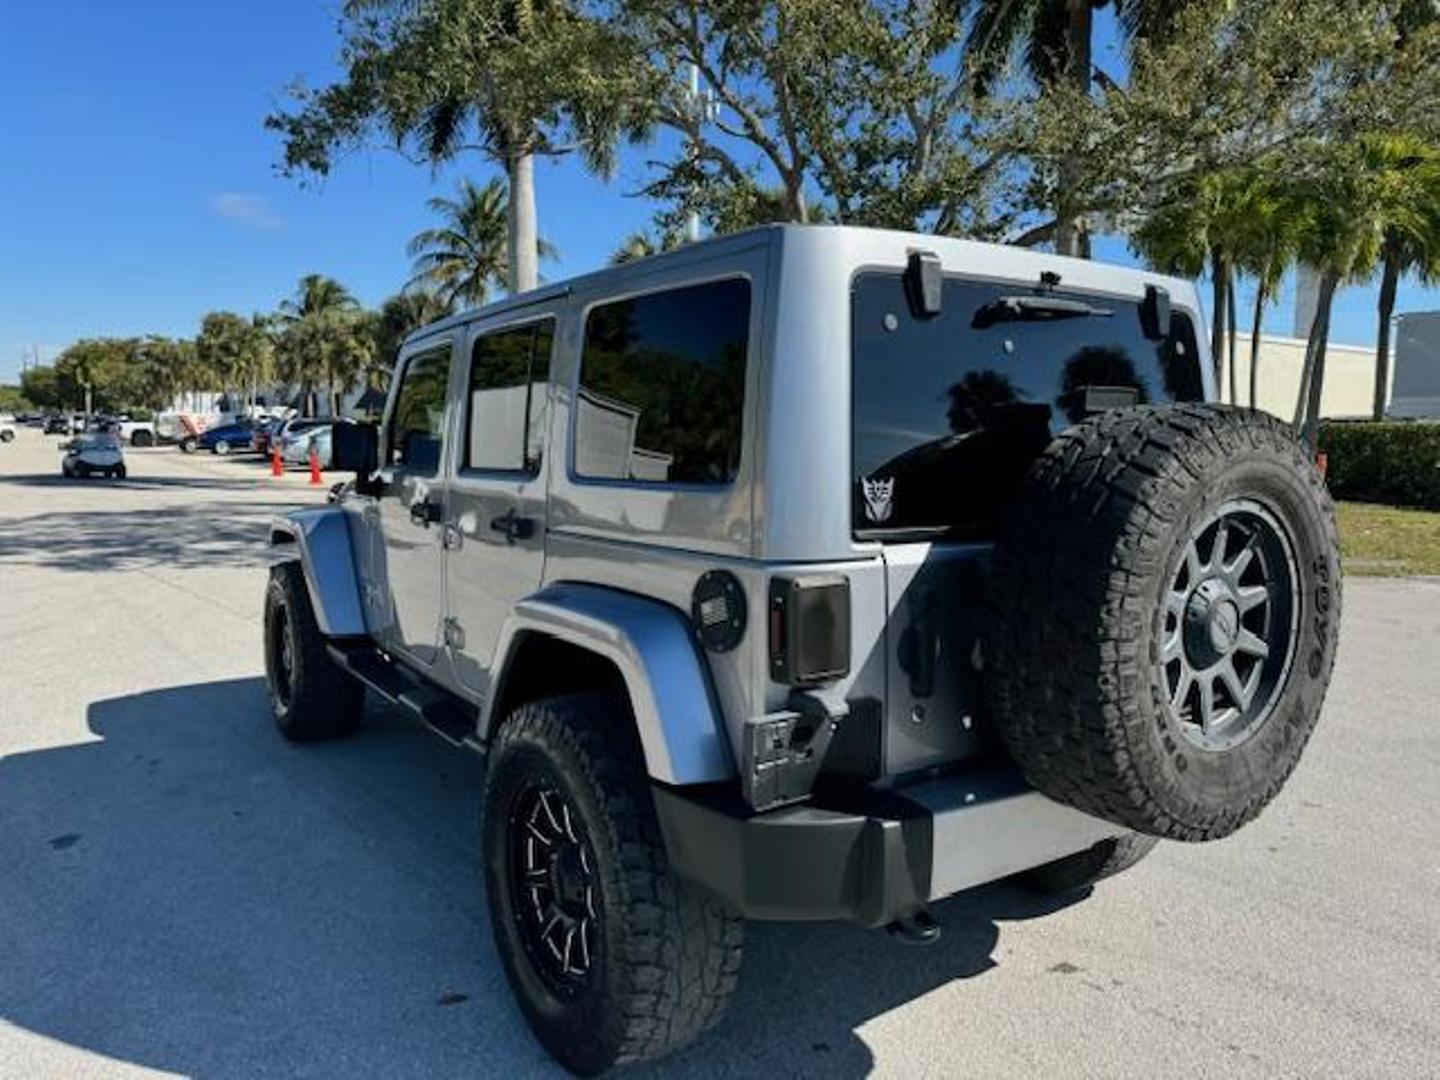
[0,678,1084,1079]
[2,471,283,492]
[0,502,299,571]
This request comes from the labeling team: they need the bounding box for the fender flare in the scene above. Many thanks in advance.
[483,583,735,786]
[269,508,366,637]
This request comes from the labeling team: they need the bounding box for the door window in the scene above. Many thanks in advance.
[465,320,555,474]
[388,344,452,475]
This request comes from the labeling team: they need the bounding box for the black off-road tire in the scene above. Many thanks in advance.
[263,561,363,742]
[987,405,1340,842]
[131,430,155,448]
[483,693,743,1075]
[179,436,197,454]
[1017,834,1160,894]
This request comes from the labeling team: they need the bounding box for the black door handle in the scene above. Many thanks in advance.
[409,499,442,527]
[489,508,535,543]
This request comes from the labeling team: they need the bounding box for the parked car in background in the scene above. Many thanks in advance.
[184,418,256,455]
[280,419,355,468]
[42,415,70,435]
[274,418,333,462]
[60,432,126,479]
[116,418,158,447]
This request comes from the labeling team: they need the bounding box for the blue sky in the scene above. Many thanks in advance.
[2,2,1435,385]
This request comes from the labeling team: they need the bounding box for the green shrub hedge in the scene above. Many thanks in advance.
[1318,421,1440,510]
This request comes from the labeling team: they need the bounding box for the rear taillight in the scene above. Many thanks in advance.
[768,575,850,685]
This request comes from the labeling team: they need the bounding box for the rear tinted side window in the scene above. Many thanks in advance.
[388,344,452,475]
[575,278,750,485]
[852,273,1203,538]
[465,319,554,474]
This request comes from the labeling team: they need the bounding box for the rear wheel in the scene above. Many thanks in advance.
[130,430,154,448]
[114,464,127,480]
[179,436,197,453]
[0,429,13,443]
[263,561,363,741]
[214,439,231,456]
[483,693,743,1075]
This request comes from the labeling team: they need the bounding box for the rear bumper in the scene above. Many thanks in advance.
[653,769,1125,927]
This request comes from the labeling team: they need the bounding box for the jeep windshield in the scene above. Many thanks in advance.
[851,272,1204,540]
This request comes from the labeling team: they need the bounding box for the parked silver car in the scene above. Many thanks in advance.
[262,225,1341,1073]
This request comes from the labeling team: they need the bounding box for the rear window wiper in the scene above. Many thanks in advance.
[972,296,1114,329]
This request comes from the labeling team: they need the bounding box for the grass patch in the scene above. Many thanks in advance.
[1336,502,1440,577]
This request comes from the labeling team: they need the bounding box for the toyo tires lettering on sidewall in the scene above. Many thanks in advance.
[986,404,1341,842]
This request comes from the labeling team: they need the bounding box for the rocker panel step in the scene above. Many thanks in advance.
[327,640,478,747]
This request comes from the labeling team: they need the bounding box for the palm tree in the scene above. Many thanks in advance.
[276,274,365,416]
[968,0,1196,257]
[1365,134,1440,419]
[375,289,456,366]
[609,228,685,265]
[1292,145,1388,445]
[1225,169,1304,409]
[407,178,556,309]
[1132,171,1233,392]
[278,273,358,324]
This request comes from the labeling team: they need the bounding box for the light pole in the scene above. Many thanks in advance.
[680,62,719,243]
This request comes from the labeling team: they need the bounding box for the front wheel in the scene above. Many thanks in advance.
[114,464,127,480]
[483,694,743,1075]
[0,430,13,443]
[179,436,197,453]
[263,561,363,741]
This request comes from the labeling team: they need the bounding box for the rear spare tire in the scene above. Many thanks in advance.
[986,404,1340,842]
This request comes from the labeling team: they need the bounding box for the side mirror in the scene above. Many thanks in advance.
[332,421,378,476]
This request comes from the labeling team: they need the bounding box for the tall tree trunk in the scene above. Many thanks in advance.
[1373,247,1400,420]
[1248,280,1268,410]
[1226,271,1238,405]
[1300,272,1339,447]
[1053,0,1093,258]
[507,149,539,294]
[1209,252,1228,390]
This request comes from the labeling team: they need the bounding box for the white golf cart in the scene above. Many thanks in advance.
[61,433,127,479]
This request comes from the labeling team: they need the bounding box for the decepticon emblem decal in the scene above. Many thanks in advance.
[862,475,895,524]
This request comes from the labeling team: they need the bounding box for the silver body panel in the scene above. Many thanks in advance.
[269,508,366,637]
[483,583,733,784]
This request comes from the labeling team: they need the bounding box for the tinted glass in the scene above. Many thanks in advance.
[388,345,451,474]
[466,320,554,473]
[852,273,1204,538]
[576,278,750,485]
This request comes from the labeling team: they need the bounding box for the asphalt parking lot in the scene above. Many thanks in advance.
[1,424,1437,1079]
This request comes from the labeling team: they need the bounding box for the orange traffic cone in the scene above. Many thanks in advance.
[308,446,323,486]
[271,447,283,477]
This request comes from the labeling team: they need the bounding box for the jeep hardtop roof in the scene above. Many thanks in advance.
[400,223,1202,351]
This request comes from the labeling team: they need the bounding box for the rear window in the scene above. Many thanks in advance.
[852,272,1203,539]
[575,278,750,485]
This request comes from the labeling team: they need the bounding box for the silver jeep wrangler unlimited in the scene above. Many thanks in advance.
[264,225,1340,1075]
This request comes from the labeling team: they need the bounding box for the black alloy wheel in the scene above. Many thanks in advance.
[506,781,600,994]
